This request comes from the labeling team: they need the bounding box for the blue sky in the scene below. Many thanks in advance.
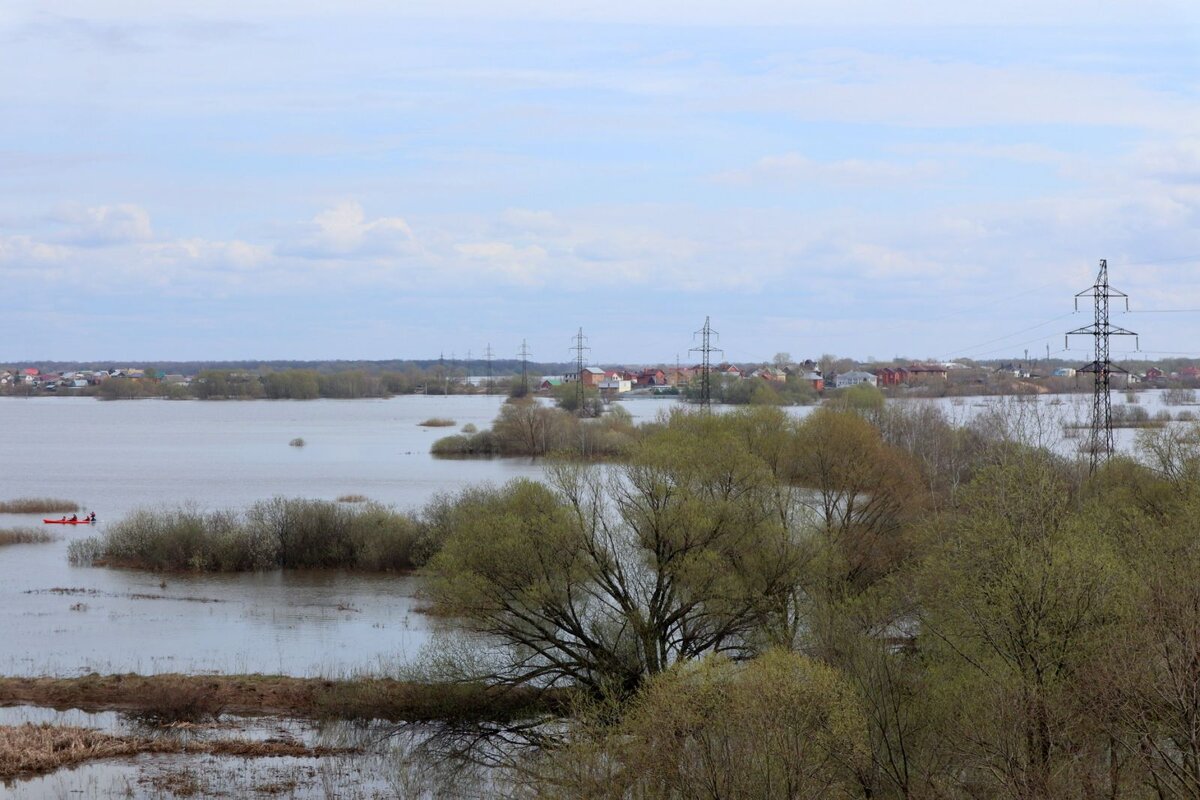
[3,1,1200,364]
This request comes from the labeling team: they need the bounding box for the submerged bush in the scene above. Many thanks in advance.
[73,499,426,573]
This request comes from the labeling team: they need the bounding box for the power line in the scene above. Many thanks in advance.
[936,312,1078,360]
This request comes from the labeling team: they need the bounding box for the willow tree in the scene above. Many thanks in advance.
[426,413,807,697]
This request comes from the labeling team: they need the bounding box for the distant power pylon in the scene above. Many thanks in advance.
[518,339,532,394]
[483,343,494,395]
[570,328,591,414]
[689,316,722,409]
[1066,259,1138,473]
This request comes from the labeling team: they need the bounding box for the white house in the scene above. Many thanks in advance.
[598,378,632,394]
[834,371,878,389]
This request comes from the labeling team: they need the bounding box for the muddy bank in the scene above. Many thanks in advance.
[0,673,560,723]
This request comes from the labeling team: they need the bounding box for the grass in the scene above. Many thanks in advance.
[0,497,80,514]
[418,417,457,427]
[70,498,430,572]
[0,673,563,725]
[0,527,55,546]
[288,437,306,447]
[0,722,352,780]
[336,494,369,503]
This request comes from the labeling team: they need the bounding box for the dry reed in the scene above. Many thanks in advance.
[0,498,80,514]
[0,722,352,780]
[0,528,55,546]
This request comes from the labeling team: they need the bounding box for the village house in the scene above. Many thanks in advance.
[564,366,607,387]
[833,370,878,389]
[750,367,786,383]
[666,367,694,386]
[636,368,667,386]
[907,363,949,381]
[800,371,825,392]
[874,367,910,386]
[598,377,633,395]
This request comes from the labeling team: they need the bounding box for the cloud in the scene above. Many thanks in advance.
[49,204,153,246]
[0,234,70,265]
[281,201,418,259]
[715,152,943,187]
[455,241,548,285]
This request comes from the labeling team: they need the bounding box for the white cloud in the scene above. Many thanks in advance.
[715,152,943,187]
[283,201,418,259]
[49,203,153,246]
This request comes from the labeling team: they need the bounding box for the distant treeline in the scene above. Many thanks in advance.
[79,368,549,400]
[7,358,574,376]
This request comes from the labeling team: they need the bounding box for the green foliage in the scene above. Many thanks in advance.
[551,382,603,416]
[531,651,869,799]
[832,382,886,412]
[432,400,637,459]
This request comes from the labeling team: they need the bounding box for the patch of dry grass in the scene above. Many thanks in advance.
[0,498,79,514]
[336,494,369,503]
[0,722,353,780]
[0,673,562,724]
[418,417,456,427]
[0,528,55,546]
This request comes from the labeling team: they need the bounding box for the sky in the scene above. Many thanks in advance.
[3,2,1200,364]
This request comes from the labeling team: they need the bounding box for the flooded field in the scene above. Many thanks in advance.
[0,389,1185,678]
[0,395,542,678]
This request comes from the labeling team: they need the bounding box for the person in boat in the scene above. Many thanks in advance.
[69,514,77,522]
[88,511,96,522]
[59,516,67,522]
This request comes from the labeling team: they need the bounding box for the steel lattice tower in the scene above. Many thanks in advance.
[518,339,531,394]
[483,343,494,395]
[570,328,590,415]
[689,316,722,409]
[1066,259,1137,473]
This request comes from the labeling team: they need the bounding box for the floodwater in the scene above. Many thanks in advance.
[0,390,1188,678]
[0,704,475,798]
[0,395,544,678]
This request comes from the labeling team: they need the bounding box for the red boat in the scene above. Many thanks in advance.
[43,518,95,525]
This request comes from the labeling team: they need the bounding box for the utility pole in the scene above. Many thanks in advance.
[570,328,591,415]
[689,316,722,410]
[518,339,531,395]
[1066,259,1137,473]
[483,343,494,395]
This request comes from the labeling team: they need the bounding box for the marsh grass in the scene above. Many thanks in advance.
[289,437,306,447]
[0,497,80,514]
[418,417,457,427]
[124,682,226,726]
[72,498,429,572]
[0,722,351,780]
[0,673,559,724]
[336,494,369,503]
[0,528,55,546]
